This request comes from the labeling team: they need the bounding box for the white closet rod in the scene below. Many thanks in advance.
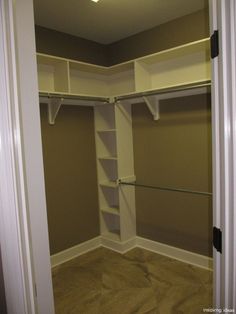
[39,92,109,125]
[119,181,212,197]
[115,80,211,102]
[39,92,110,104]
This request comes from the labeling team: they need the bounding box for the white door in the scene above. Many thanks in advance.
[209,0,236,309]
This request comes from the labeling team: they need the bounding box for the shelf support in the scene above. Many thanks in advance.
[48,97,63,125]
[143,96,160,120]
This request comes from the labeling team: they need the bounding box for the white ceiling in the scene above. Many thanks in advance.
[34,0,207,44]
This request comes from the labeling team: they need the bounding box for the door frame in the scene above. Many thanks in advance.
[0,0,54,313]
[210,0,236,308]
[0,0,235,313]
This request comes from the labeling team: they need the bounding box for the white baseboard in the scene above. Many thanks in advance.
[101,236,136,254]
[51,236,101,268]
[136,236,213,270]
[51,235,213,271]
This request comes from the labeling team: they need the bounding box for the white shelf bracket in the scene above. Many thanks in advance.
[48,97,63,125]
[143,96,160,120]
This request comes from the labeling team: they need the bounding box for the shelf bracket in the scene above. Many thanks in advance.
[143,96,160,120]
[48,97,63,125]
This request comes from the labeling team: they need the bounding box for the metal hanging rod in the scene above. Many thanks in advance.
[119,181,212,196]
[39,92,110,103]
[115,80,211,102]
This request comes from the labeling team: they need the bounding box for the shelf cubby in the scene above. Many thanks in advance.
[98,158,118,182]
[135,38,210,92]
[108,62,136,96]
[99,184,119,209]
[95,104,116,130]
[96,131,117,158]
[100,212,120,240]
[37,54,70,93]
[69,61,109,96]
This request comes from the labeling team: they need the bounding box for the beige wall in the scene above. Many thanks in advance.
[108,9,209,65]
[35,25,109,66]
[132,94,212,256]
[40,104,100,254]
[35,9,209,66]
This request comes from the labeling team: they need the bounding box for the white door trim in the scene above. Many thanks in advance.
[0,0,36,312]
[210,0,236,308]
[0,0,54,313]
[209,0,221,307]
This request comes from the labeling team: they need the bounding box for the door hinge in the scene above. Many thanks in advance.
[211,30,219,58]
[213,226,222,253]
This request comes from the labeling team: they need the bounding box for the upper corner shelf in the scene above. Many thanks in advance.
[134,38,211,93]
[36,37,211,100]
[137,38,210,65]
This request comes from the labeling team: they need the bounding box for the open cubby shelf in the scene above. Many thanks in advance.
[37,38,210,98]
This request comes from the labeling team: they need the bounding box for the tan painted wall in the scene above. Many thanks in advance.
[108,9,209,65]
[35,25,109,66]
[40,104,100,254]
[35,9,209,66]
[132,94,212,256]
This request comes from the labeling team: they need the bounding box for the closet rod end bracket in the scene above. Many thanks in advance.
[143,96,160,121]
[48,97,63,125]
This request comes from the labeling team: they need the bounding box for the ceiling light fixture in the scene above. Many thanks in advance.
[91,0,100,2]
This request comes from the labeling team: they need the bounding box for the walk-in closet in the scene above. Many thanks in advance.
[34,0,213,312]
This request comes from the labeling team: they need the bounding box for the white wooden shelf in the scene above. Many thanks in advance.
[97,129,117,133]
[100,181,118,188]
[37,37,210,100]
[101,231,120,241]
[98,156,117,161]
[100,206,120,216]
[134,39,210,92]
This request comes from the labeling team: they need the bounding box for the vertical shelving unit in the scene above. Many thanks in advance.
[94,101,136,250]
[94,104,121,242]
[115,101,136,244]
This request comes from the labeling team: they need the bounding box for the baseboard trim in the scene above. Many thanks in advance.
[101,236,136,254]
[51,236,101,268]
[136,236,213,270]
[51,235,213,270]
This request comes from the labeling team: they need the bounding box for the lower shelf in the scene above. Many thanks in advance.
[101,231,121,242]
[100,206,120,216]
[100,181,118,188]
